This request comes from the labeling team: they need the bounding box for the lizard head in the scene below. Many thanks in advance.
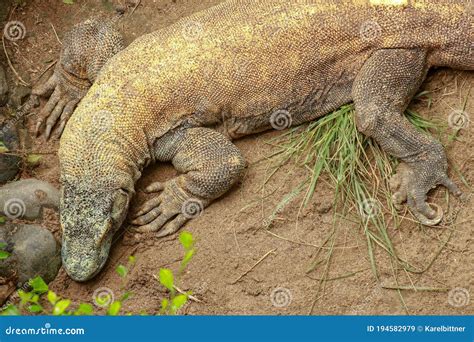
[60,182,131,282]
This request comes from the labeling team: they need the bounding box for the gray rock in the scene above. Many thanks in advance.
[8,84,31,109]
[0,179,59,220]
[0,121,21,183]
[0,66,8,107]
[0,224,61,285]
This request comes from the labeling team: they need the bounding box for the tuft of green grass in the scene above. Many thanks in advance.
[264,94,457,312]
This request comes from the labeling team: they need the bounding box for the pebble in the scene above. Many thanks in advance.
[0,179,59,220]
[0,223,61,285]
[8,84,31,109]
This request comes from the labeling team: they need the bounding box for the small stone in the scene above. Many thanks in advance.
[0,224,61,285]
[8,84,31,109]
[316,201,333,214]
[0,121,21,183]
[0,179,59,220]
[0,65,8,107]
[115,4,127,14]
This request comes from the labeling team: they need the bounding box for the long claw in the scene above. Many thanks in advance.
[35,120,44,137]
[54,120,67,138]
[45,124,53,140]
[145,182,165,193]
[155,215,189,238]
[131,206,162,225]
[133,212,176,233]
[410,202,443,226]
[133,196,162,217]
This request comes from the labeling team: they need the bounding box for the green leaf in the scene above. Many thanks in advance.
[47,291,58,305]
[30,294,39,304]
[107,301,121,316]
[0,216,6,224]
[179,231,194,250]
[171,294,188,312]
[0,250,10,260]
[53,299,71,316]
[0,145,9,153]
[120,291,132,302]
[180,249,195,271]
[28,304,43,313]
[160,298,169,313]
[116,265,127,278]
[75,303,94,316]
[0,304,20,315]
[0,242,6,248]
[26,154,42,167]
[128,255,136,264]
[63,0,74,4]
[29,277,48,294]
[159,268,174,291]
[18,290,33,305]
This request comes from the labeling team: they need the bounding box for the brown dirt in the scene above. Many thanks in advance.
[0,0,472,315]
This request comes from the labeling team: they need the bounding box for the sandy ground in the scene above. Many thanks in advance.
[0,0,472,315]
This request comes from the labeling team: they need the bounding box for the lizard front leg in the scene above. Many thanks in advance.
[353,48,462,225]
[131,127,246,236]
[33,18,124,139]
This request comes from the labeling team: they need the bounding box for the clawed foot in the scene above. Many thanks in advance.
[129,178,208,237]
[389,162,462,226]
[34,65,89,140]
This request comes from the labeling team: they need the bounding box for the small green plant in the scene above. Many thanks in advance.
[1,255,136,316]
[13,276,91,315]
[158,231,195,315]
[100,255,136,316]
[0,242,10,260]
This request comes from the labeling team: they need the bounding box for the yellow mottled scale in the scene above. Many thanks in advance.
[59,0,471,189]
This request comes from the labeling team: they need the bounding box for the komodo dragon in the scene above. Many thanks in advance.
[31,0,472,281]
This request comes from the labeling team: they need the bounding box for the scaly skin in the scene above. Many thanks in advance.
[51,0,472,281]
[33,18,124,139]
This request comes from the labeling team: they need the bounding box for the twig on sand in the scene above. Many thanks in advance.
[230,248,277,284]
[50,22,62,45]
[381,285,449,292]
[151,274,203,303]
[173,284,203,303]
[130,0,141,16]
[2,35,30,86]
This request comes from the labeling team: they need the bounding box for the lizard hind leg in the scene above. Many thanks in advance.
[130,127,246,237]
[353,48,462,226]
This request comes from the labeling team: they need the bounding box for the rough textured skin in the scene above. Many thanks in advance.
[33,18,124,139]
[52,0,473,281]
